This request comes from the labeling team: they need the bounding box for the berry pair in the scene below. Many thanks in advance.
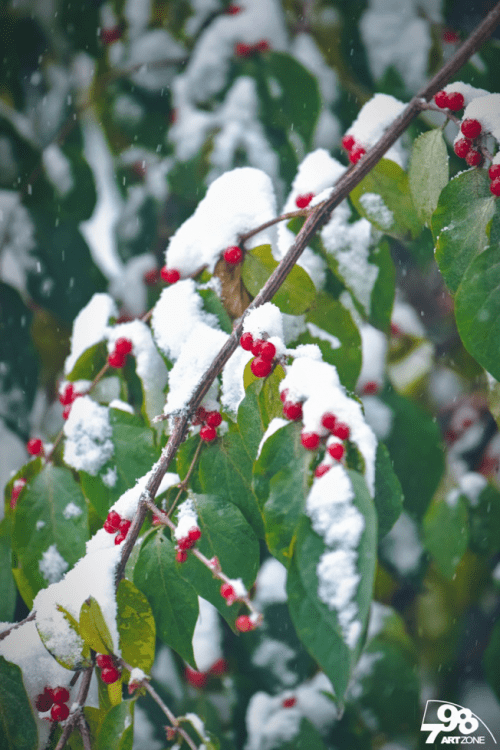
[107,337,133,369]
[160,267,181,284]
[223,245,244,265]
[193,406,223,442]
[35,686,70,722]
[341,134,366,164]
[59,383,82,420]
[175,526,201,563]
[234,39,270,57]
[488,164,500,197]
[240,333,277,378]
[96,654,121,684]
[434,90,464,111]
[104,510,132,545]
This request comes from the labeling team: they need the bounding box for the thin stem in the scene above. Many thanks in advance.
[166,438,204,518]
[0,612,36,641]
[78,715,92,750]
[115,2,500,586]
[239,208,309,244]
[54,666,94,750]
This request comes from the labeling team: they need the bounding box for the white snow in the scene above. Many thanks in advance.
[174,499,199,540]
[381,512,422,575]
[456,472,487,508]
[63,502,83,520]
[254,557,288,606]
[441,81,489,107]
[63,396,114,476]
[359,192,394,230]
[221,347,253,415]
[257,418,288,458]
[361,396,393,441]
[39,544,69,584]
[127,29,185,92]
[243,301,285,341]
[192,597,223,673]
[306,323,340,349]
[64,294,117,375]
[357,324,387,394]
[343,93,406,165]
[42,144,73,197]
[252,639,297,686]
[463,93,500,142]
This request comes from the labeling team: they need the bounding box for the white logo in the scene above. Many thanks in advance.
[421,701,497,746]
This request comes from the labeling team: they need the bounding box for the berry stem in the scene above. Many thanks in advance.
[53,664,93,750]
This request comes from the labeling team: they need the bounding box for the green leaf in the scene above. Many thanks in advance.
[423,496,468,578]
[37,603,89,670]
[0,283,39,440]
[253,421,307,508]
[287,471,377,700]
[374,443,403,538]
[408,129,449,226]
[198,427,264,537]
[81,408,160,519]
[178,494,259,626]
[95,701,134,750]
[368,241,396,332]
[237,380,267,458]
[0,655,38,750]
[134,531,199,665]
[260,51,321,148]
[483,619,500,703]
[0,519,16,622]
[79,596,115,655]
[468,484,500,555]
[432,169,498,293]
[278,718,329,750]
[66,341,108,382]
[455,244,500,379]
[241,244,316,315]
[350,159,422,240]
[198,288,232,334]
[12,465,88,599]
[381,388,445,519]
[117,579,156,673]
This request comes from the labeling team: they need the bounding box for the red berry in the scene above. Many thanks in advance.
[315,464,331,478]
[466,149,482,167]
[206,411,222,428]
[254,39,270,52]
[143,268,160,285]
[446,91,464,111]
[251,356,273,378]
[235,42,252,57]
[220,582,236,602]
[101,26,122,44]
[259,341,276,361]
[188,526,201,542]
[488,164,500,181]
[114,532,126,545]
[193,405,208,425]
[279,389,289,403]
[461,118,482,139]
[283,401,303,421]
[251,338,264,356]
[107,350,126,369]
[152,514,163,525]
[185,666,208,688]
[282,696,297,708]
[103,520,117,534]
[96,654,114,669]
[106,511,122,531]
[349,146,366,164]
[51,702,70,722]
[10,479,27,509]
[490,178,500,197]
[35,688,54,712]
[236,614,255,632]
[176,549,188,563]
[328,442,345,461]
[223,245,243,265]
[118,519,131,536]
[240,332,254,351]
[100,667,121,684]
[27,438,43,456]
[295,193,314,209]
[178,536,195,551]
[434,90,449,108]
[333,422,350,440]
[59,384,74,406]
[442,28,460,44]
[114,338,133,356]
[210,657,228,675]
[362,381,379,395]
[301,432,320,450]
[454,138,471,158]
[321,413,337,431]
[160,267,181,284]
[200,425,217,442]
[52,687,70,705]
[341,134,356,151]
[225,4,241,13]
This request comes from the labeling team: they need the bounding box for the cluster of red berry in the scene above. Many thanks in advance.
[488,163,500,197]
[223,245,244,265]
[107,337,134,369]
[453,117,484,167]
[184,657,229,688]
[295,193,314,209]
[434,89,465,112]
[27,438,44,456]
[10,478,27,509]
[35,686,70,722]
[96,654,122,684]
[234,40,270,57]
[193,406,223,442]
[175,525,201,564]
[59,383,82,420]
[282,696,297,708]
[240,332,277,378]
[103,510,132,545]
[341,134,366,164]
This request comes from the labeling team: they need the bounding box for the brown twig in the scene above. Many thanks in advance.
[54,665,94,750]
[113,1,500,585]
[0,612,36,641]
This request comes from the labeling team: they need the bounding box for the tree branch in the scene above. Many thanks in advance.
[54,665,94,750]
